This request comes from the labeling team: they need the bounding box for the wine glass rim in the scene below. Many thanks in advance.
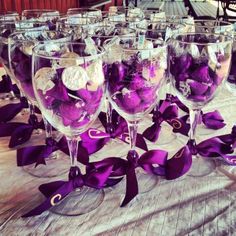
[58,16,101,26]
[104,36,167,51]
[137,21,186,31]
[15,19,51,25]
[171,32,233,45]
[67,7,101,14]
[186,19,233,27]
[9,29,71,42]
[22,9,59,13]
[109,15,144,23]
[32,41,105,60]
[88,26,136,37]
[0,11,18,15]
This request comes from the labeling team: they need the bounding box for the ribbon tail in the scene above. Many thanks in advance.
[143,123,161,142]
[105,177,124,187]
[136,133,148,151]
[121,167,138,207]
[22,181,73,217]
[0,75,12,93]
[81,137,110,155]
[165,145,192,180]
[9,125,34,148]
[77,142,89,165]
[98,112,108,130]
[202,110,225,130]
[0,103,24,122]
[17,145,50,166]
[0,123,24,136]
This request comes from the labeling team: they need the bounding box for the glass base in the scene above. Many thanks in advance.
[156,123,176,146]
[197,123,218,136]
[136,168,159,193]
[92,138,129,159]
[22,152,69,178]
[106,168,158,194]
[50,187,105,216]
[188,156,216,177]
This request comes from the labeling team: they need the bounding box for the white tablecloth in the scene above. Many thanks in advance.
[0,82,236,236]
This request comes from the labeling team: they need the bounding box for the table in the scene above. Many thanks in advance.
[0,79,236,235]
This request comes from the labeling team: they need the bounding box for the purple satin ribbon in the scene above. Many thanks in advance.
[169,94,225,129]
[144,97,226,142]
[0,74,12,93]
[143,100,190,141]
[17,136,89,167]
[0,74,20,95]
[0,97,28,123]
[22,165,121,217]
[80,112,148,155]
[200,110,226,130]
[0,114,45,148]
[191,125,236,165]
[80,127,148,155]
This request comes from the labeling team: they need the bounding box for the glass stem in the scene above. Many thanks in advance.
[189,108,201,143]
[127,120,139,156]
[106,101,113,134]
[42,116,52,138]
[66,136,79,167]
[29,103,35,115]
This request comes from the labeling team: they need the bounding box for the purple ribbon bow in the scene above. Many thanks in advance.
[143,100,190,141]
[169,94,225,130]
[190,126,236,165]
[0,114,45,148]
[22,164,119,217]
[200,110,226,130]
[0,74,20,95]
[88,149,167,206]
[0,97,28,123]
[80,112,148,155]
[17,136,89,167]
[0,74,12,93]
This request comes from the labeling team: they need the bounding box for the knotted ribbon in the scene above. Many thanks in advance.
[0,114,45,148]
[17,136,89,167]
[22,165,121,217]
[0,74,12,93]
[169,94,226,129]
[143,100,190,141]
[88,142,193,206]
[80,112,148,155]
[0,97,28,123]
[189,125,236,165]
[143,99,226,142]
[0,74,20,96]
[87,149,168,206]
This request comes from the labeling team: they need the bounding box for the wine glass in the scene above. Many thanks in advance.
[67,7,102,18]
[137,21,187,146]
[8,29,72,178]
[169,32,233,177]
[57,16,101,40]
[226,34,236,95]
[185,20,234,136]
[22,9,59,19]
[22,9,60,30]
[0,20,50,101]
[106,36,167,192]
[0,11,19,21]
[89,26,136,158]
[0,21,17,86]
[222,33,236,177]
[32,41,105,216]
[187,20,234,36]
[107,7,144,29]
